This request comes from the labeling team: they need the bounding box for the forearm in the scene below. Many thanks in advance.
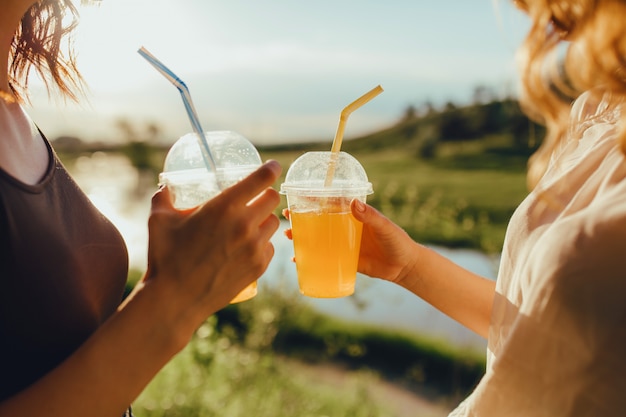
[0,279,199,417]
[398,243,496,339]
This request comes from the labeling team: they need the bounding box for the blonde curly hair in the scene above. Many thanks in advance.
[514,0,626,188]
[10,0,83,102]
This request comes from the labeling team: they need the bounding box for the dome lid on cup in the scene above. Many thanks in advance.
[162,130,261,173]
[280,151,373,197]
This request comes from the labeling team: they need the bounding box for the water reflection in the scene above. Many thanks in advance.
[68,152,497,352]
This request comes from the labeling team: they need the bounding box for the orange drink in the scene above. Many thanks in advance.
[281,151,373,298]
[281,88,381,298]
[291,206,363,297]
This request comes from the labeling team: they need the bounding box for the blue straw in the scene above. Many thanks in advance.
[137,46,219,180]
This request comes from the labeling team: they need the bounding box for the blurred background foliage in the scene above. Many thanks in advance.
[131,285,484,416]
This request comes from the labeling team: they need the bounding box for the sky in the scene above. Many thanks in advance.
[25,0,530,146]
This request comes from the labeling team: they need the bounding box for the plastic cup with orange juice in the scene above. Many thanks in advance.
[280,151,373,297]
[281,85,382,297]
[158,130,262,303]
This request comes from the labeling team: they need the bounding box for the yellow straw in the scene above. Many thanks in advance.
[324,85,384,187]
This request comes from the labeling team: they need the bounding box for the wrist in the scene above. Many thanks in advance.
[121,277,202,356]
[395,242,428,290]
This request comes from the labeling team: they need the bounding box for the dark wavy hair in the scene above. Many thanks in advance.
[10,0,83,102]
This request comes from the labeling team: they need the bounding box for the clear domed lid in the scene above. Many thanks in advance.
[163,130,261,173]
[280,151,373,197]
[160,130,262,187]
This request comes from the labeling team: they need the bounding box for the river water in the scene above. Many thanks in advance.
[69,152,498,352]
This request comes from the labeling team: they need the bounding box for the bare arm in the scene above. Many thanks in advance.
[0,160,282,417]
[350,200,495,338]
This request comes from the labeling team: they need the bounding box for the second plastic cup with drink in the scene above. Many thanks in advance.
[159,130,262,303]
[281,151,373,298]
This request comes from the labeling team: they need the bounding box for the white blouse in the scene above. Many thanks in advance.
[449,89,626,416]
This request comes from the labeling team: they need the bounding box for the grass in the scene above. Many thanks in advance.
[131,286,483,416]
[133,322,390,417]
[242,287,485,400]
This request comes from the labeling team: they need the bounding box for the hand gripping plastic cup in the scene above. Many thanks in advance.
[159,130,262,303]
[280,151,373,298]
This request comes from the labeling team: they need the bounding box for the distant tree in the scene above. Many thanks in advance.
[402,123,418,141]
[420,100,436,116]
[399,105,419,140]
[466,101,507,134]
[402,105,418,122]
[145,122,161,142]
[115,118,163,172]
[509,111,545,150]
[116,119,137,142]
[438,103,472,141]
[472,85,495,105]
[444,101,457,112]
[52,136,83,152]
[417,127,439,159]
[115,118,162,143]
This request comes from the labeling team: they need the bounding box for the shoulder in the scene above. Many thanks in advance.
[548,88,622,167]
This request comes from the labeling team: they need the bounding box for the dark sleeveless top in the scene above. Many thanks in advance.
[0,134,129,401]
